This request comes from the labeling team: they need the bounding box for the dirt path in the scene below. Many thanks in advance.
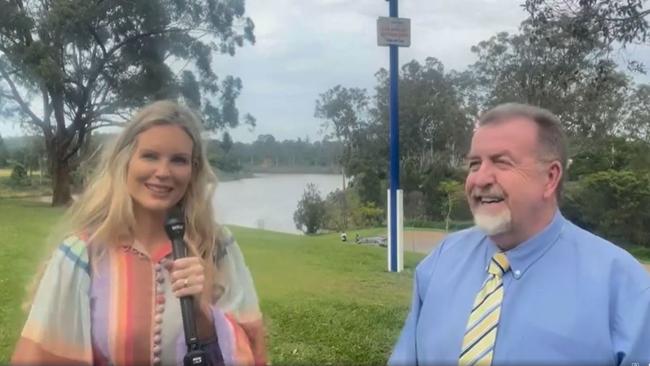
[403,230,447,255]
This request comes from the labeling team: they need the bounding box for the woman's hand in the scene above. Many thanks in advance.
[169,256,216,340]
[170,256,206,301]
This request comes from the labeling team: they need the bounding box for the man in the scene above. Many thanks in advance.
[389,103,650,366]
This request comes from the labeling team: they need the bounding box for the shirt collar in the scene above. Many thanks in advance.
[484,210,566,280]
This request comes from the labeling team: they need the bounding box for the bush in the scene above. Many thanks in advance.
[351,202,384,228]
[293,183,326,234]
[9,163,29,187]
[563,170,650,247]
[404,219,474,231]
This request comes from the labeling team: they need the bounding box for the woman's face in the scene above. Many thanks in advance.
[126,124,194,215]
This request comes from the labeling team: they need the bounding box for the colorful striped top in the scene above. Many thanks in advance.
[15,227,259,366]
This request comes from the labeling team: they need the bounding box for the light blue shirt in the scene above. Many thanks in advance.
[389,211,650,366]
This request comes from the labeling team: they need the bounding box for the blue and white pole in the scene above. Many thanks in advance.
[387,0,403,273]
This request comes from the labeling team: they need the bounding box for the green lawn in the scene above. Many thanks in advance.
[0,199,423,365]
[0,200,65,362]
[3,199,647,364]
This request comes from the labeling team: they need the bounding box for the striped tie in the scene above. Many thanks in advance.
[459,252,510,366]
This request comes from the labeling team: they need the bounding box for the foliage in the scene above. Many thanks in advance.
[323,187,384,232]
[313,0,650,247]
[315,59,474,211]
[0,134,8,167]
[0,0,255,205]
[438,180,465,232]
[219,135,344,171]
[404,219,474,231]
[9,163,29,187]
[323,188,355,232]
[568,137,650,179]
[352,202,384,229]
[469,22,630,142]
[524,0,649,59]
[563,170,650,247]
[293,183,326,234]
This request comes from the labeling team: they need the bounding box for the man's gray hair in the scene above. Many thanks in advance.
[477,103,568,200]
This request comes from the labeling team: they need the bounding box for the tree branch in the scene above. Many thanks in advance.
[88,26,108,59]
[0,62,46,129]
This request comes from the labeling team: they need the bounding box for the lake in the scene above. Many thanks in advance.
[213,173,345,234]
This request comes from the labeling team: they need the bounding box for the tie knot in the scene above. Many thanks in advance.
[488,252,510,277]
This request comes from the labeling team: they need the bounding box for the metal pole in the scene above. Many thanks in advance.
[388,0,399,272]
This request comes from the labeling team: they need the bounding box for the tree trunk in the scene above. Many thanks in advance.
[445,195,452,232]
[51,153,72,206]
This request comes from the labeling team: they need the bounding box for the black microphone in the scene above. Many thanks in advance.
[165,208,216,366]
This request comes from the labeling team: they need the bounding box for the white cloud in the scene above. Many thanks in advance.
[3,0,648,142]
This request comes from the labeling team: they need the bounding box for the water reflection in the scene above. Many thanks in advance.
[213,174,344,234]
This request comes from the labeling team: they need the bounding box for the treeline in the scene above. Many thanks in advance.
[208,133,343,174]
[313,0,650,247]
[0,132,343,178]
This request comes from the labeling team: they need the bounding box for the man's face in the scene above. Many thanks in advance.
[465,117,558,242]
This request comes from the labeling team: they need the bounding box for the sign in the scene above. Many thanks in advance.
[377,16,411,47]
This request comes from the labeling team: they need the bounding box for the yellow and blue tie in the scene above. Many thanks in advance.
[459,252,510,366]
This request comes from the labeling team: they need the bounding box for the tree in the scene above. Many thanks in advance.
[524,0,649,72]
[469,21,632,142]
[438,180,464,232]
[621,84,650,142]
[0,134,8,167]
[565,170,650,247]
[293,183,326,234]
[0,0,255,205]
[315,59,474,213]
[221,131,234,154]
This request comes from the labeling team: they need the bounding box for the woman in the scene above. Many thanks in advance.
[11,101,266,366]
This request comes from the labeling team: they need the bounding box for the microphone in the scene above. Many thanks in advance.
[165,208,216,366]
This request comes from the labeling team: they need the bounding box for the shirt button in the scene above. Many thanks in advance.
[514,270,521,278]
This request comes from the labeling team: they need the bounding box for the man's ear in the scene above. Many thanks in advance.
[544,161,563,200]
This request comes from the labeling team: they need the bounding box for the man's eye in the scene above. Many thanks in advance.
[468,161,480,171]
[495,159,511,166]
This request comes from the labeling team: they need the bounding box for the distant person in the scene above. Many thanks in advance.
[12,101,267,366]
[389,103,650,366]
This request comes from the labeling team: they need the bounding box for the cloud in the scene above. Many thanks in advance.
[220,0,527,142]
[2,0,648,142]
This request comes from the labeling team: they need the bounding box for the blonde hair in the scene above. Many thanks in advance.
[25,100,220,309]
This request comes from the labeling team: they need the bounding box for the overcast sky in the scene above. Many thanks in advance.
[2,0,648,142]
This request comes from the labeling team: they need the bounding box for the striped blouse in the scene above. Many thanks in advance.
[15,227,259,366]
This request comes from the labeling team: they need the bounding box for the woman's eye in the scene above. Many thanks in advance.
[172,156,189,164]
[142,153,157,160]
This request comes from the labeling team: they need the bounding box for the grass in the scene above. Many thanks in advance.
[0,169,51,199]
[0,200,65,362]
[0,199,423,365]
[2,198,646,364]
